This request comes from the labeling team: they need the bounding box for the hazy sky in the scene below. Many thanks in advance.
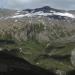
[0,0,75,10]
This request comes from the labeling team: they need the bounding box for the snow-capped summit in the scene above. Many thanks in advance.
[0,6,75,20]
[23,6,63,13]
[11,6,75,19]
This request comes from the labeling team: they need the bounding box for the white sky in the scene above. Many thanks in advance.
[1,0,75,10]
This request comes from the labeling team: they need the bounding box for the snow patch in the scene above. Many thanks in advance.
[54,12,75,18]
[11,15,25,18]
[4,11,75,19]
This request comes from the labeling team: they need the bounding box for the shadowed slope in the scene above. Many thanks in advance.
[0,51,56,75]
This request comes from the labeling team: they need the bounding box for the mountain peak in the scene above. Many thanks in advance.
[41,6,51,9]
[22,6,51,13]
[38,6,51,9]
[22,6,64,13]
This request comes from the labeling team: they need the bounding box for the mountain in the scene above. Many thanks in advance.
[19,6,75,19]
[23,6,64,13]
[0,6,75,75]
[0,6,75,19]
[0,6,75,43]
[0,6,75,44]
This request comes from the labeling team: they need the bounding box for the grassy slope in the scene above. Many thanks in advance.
[0,39,75,72]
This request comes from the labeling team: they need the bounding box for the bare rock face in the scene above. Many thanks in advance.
[0,6,75,43]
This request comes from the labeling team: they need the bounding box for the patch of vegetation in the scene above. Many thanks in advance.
[35,58,74,71]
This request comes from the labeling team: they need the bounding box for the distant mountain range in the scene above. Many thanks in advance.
[0,6,75,20]
[22,6,64,13]
[19,6,75,19]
